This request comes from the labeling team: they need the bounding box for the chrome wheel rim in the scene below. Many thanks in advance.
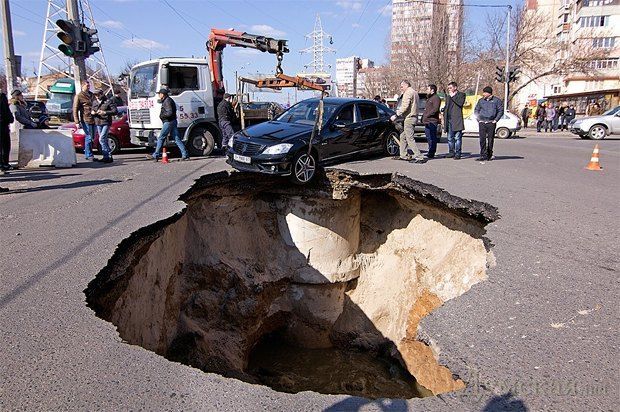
[192,135,205,150]
[294,154,315,183]
[387,133,399,155]
[591,126,605,139]
[107,138,117,152]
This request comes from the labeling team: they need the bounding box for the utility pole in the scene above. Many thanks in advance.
[504,5,512,112]
[66,0,87,86]
[1,0,18,94]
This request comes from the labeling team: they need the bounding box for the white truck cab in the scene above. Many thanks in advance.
[128,58,220,156]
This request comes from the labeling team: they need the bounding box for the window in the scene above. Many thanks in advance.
[589,58,619,69]
[583,0,614,6]
[335,104,355,125]
[592,37,616,48]
[168,66,199,95]
[358,103,378,120]
[580,15,609,27]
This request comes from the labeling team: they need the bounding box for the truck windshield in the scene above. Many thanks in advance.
[48,92,73,103]
[130,64,158,98]
[275,101,339,126]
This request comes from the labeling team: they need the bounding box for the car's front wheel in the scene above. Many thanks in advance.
[108,135,120,155]
[290,150,317,185]
[187,127,215,156]
[588,124,607,140]
[496,127,511,139]
[384,132,400,156]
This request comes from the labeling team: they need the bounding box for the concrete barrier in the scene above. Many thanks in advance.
[18,129,77,168]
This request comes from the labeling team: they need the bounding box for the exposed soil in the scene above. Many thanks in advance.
[85,169,498,399]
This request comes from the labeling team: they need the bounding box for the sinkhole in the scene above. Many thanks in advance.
[85,170,498,399]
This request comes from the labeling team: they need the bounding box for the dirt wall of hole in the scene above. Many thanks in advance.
[86,172,498,396]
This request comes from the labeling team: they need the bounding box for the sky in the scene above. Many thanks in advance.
[3,0,520,102]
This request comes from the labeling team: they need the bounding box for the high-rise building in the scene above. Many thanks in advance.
[390,0,463,82]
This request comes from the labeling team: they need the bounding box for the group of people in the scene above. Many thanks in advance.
[392,81,503,163]
[73,80,126,163]
[523,102,576,133]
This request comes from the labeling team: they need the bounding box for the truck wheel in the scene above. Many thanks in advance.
[188,127,215,156]
[588,124,607,140]
[496,127,511,139]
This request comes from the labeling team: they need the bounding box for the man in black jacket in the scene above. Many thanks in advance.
[421,84,441,159]
[148,87,189,161]
[474,86,503,161]
[0,92,14,189]
[217,93,237,151]
[92,89,117,163]
[443,81,466,159]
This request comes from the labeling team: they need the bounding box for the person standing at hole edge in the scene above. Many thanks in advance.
[73,80,97,161]
[0,91,14,189]
[443,81,466,160]
[217,93,238,151]
[421,84,440,159]
[91,89,117,163]
[391,80,425,164]
[147,87,189,162]
[474,86,503,161]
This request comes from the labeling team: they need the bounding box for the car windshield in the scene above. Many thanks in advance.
[49,93,73,104]
[130,64,158,98]
[275,101,339,126]
[602,106,619,116]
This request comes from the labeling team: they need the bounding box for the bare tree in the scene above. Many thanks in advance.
[485,4,608,104]
[0,68,6,93]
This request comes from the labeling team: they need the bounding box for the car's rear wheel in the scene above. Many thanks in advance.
[188,127,215,156]
[384,132,400,156]
[588,124,607,140]
[290,150,317,185]
[496,127,511,139]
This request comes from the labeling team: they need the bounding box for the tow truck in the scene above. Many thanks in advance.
[127,29,295,156]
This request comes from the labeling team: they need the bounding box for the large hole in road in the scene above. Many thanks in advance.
[85,170,498,399]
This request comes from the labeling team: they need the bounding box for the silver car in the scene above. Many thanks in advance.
[569,106,620,140]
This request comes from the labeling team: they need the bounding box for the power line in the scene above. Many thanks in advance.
[241,0,305,38]
[339,0,372,50]
[346,0,392,55]
[160,0,206,38]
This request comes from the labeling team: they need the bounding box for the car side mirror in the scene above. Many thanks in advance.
[332,120,347,130]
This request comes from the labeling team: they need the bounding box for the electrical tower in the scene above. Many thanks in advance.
[35,0,113,99]
[299,14,335,79]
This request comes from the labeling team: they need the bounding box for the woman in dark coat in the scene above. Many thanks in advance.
[0,92,15,187]
[443,82,466,159]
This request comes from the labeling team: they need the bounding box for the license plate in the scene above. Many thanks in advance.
[233,154,251,164]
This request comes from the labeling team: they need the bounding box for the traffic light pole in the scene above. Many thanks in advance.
[66,0,87,86]
[1,0,18,94]
[504,5,512,113]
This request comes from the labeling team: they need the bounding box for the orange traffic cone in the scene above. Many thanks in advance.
[162,147,169,164]
[585,144,602,171]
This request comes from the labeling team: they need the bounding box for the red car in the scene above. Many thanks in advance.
[65,115,135,154]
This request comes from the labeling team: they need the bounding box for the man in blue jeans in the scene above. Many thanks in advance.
[147,87,189,161]
[421,84,440,159]
[443,81,466,160]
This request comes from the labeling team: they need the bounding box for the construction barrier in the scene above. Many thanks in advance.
[17,129,77,169]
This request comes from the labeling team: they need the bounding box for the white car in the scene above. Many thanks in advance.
[569,106,620,140]
[463,112,522,139]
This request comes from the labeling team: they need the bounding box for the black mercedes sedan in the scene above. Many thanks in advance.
[226,97,400,184]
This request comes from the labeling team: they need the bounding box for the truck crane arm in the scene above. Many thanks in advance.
[207,28,289,97]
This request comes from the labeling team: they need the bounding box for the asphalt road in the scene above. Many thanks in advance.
[0,130,618,411]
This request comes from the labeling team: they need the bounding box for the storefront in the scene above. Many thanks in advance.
[544,89,620,115]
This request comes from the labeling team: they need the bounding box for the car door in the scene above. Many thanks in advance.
[610,111,620,134]
[319,103,358,160]
[355,102,383,152]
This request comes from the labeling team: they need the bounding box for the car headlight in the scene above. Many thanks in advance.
[263,143,293,155]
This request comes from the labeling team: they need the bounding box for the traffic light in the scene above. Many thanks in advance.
[495,66,504,83]
[82,26,100,57]
[56,19,81,57]
[508,67,521,83]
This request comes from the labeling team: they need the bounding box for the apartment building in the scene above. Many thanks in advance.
[335,57,374,98]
